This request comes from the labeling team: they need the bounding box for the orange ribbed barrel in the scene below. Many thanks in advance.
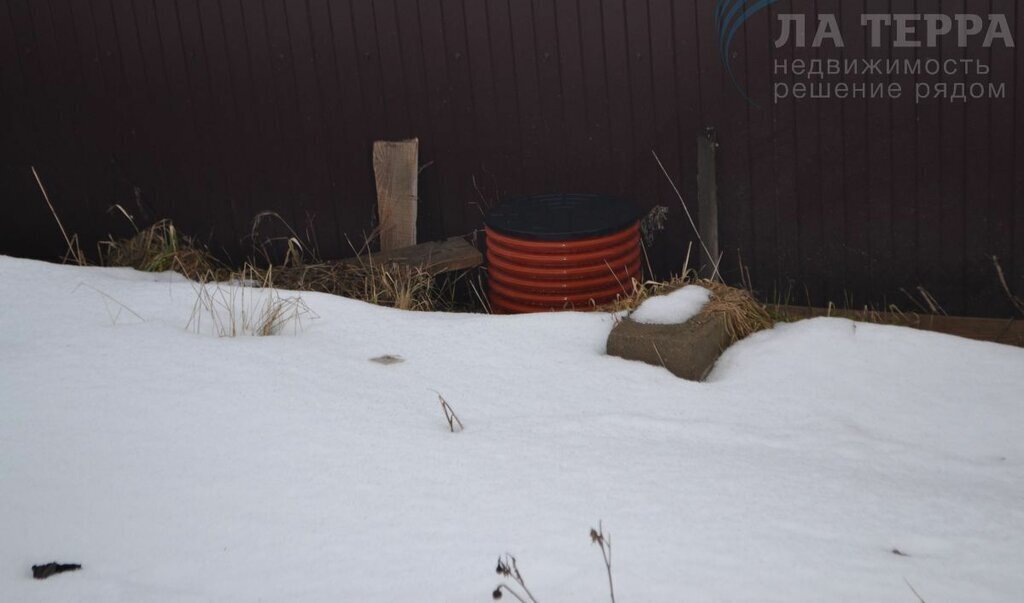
[483,194,642,314]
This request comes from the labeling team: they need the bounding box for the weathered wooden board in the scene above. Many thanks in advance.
[338,236,481,276]
[373,139,418,250]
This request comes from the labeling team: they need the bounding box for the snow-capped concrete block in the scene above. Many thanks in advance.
[606,311,732,381]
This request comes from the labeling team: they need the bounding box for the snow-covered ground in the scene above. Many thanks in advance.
[2,256,1022,602]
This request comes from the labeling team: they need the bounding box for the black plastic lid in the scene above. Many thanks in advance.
[484,194,641,241]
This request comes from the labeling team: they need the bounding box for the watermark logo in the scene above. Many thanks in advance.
[716,0,781,105]
[718,6,1015,105]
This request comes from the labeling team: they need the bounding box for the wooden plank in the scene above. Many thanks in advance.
[338,237,481,275]
[696,129,720,277]
[373,139,418,250]
[774,306,1024,348]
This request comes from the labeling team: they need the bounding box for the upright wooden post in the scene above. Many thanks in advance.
[373,139,419,250]
[696,128,720,278]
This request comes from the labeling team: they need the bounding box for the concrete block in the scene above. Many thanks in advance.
[606,312,732,381]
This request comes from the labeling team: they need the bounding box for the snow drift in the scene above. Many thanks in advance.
[1,256,1022,602]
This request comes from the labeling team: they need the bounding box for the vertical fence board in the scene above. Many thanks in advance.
[744,2,778,298]
[887,0,920,309]
[986,0,1017,316]
[576,0,613,190]
[551,0,589,190]
[914,0,944,307]
[1015,1,1024,300]
[815,0,848,306]
[863,0,894,307]
[839,0,870,308]
[791,0,824,304]
[938,0,969,312]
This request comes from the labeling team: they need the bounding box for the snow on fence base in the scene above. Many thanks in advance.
[775,305,1024,347]
[606,311,732,381]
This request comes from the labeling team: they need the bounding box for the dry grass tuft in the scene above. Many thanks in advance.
[348,262,441,311]
[32,166,87,266]
[597,271,773,343]
[698,278,775,342]
[100,217,220,280]
[186,265,317,337]
[257,260,450,312]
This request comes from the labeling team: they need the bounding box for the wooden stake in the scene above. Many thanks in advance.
[373,139,419,250]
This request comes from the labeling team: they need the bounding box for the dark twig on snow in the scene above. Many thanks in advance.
[993,255,1024,316]
[590,522,616,603]
[431,391,464,433]
[493,554,538,602]
[32,562,81,579]
[904,577,926,602]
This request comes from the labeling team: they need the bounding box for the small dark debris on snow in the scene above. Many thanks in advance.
[370,354,404,365]
[32,562,82,579]
[891,548,909,557]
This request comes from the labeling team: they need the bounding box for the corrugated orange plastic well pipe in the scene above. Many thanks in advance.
[485,223,641,313]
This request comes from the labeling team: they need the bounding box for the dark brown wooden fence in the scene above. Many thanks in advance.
[3,0,1022,316]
